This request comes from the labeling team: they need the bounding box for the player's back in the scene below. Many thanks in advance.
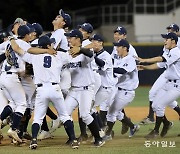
[23,53,64,84]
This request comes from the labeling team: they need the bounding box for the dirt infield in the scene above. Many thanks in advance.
[47,107,179,121]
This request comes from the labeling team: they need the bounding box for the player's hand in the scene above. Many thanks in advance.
[46,48,57,56]
[69,46,81,58]
[8,36,16,41]
[137,65,146,71]
[134,56,146,64]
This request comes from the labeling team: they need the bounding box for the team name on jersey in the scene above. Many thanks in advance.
[67,61,82,68]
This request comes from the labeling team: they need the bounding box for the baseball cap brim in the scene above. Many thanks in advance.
[161,34,168,38]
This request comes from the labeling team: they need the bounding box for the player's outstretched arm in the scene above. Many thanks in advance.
[28,47,57,55]
[137,63,159,71]
[136,56,163,64]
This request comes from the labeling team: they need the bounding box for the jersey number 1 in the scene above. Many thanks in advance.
[43,56,52,68]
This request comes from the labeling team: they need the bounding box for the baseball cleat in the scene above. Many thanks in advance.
[129,124,140,138]
[71,139,79,149]
[49,118,60,133]
[102,134,112,141]
[145,130,159,139]
[178,134,180,137]
[37,130,53,140]
[99,129,105,138]
[160,122,173,137]
[7,128,22,143]
[29,138,38,150]
[23,132,32,140]
[93,139,105,147]
[77,134,88,144]
[139,117,155,125]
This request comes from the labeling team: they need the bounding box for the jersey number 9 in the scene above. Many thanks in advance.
[43,56,52,68]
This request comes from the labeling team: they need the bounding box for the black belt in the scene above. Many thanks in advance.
[168,80,177,83]
[6,72,13,74]
[37,82,58,87]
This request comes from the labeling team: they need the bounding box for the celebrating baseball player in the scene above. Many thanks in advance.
[138,32,180,138]
[64,29,105,147]
[103,39,140,140]
[0,25,31,143]
[139,23,180,125]
[10,35,79,149]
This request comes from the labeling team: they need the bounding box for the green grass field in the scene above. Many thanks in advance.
[0,86,180,154]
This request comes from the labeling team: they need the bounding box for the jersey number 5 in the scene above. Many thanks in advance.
[43,56,52,68]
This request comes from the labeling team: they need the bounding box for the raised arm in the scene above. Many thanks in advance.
[10,39,25,55]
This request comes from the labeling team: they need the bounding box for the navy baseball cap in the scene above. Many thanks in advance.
[114,26,127,35]
[166,23,179,32]
[64,29,83,41]
[32,23,43,36]
[161,32,178,43]
[113,39,130,49]
[38,35,55,48]
[18,25,31,38]
[59,9,71,27]
[90,34,104,42]
[78,23,93,33]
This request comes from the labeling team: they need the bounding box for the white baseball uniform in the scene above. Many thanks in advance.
[21,51,71,125]
[0,39,30,114]
[0,48,8,114]
[149,44,179,109]
[107,54,139,122]
[152,46,180,117]
[82,39,102,101]
[91,49,115,113]
[110,43,138,107]
[51,28,71,96]
[65,54,95,125]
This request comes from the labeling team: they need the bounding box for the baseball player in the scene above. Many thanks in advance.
[110,26,138,135]
[77,23,104,142]
[0,25,31,143]
[139,24,180,125]
[64,29,105,147]
[17,22,44,140]
[0,30,9,144]
[138,32,180,138]
[103,39,140,140]
[90,34,115,132]
[37,9,72,140]
[10,35,79,149]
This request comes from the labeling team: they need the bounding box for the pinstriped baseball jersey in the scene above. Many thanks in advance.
[157,46,180,80]
[95,50,115,87]
[115,54,139,90]
[51,29,69,50]
[21,52,69,84]
[67,54,95,87]
[111,44,138,67]
[1,39,31,73]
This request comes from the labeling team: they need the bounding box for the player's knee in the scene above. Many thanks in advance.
[15,104,27,115]
[81,113,93,125]
[106,114,116,122]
